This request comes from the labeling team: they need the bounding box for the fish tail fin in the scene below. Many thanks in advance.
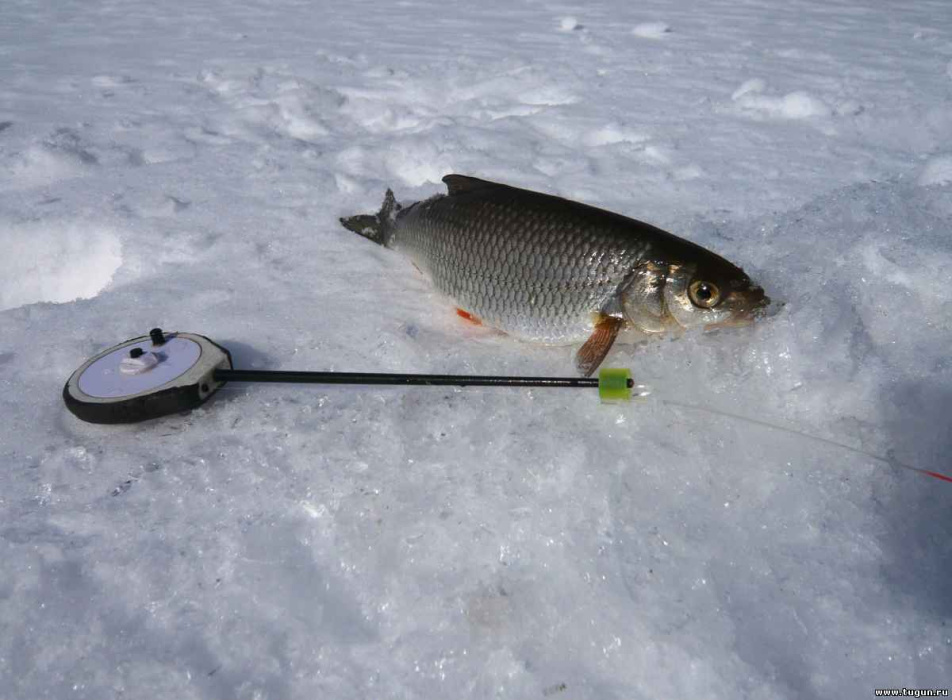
[340,189,400,246]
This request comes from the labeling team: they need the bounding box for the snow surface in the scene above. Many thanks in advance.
[631,22,672,40]
[2,0,952,697]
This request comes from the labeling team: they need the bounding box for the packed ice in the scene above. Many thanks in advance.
[1,0,951,697]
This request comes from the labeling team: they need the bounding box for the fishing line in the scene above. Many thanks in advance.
[658,397,952,484]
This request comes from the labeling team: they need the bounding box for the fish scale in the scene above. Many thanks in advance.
[392,191,644,343]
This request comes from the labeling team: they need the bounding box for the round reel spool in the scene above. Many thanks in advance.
[63,329,233,424]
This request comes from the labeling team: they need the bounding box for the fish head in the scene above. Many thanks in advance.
[662,255,769,331]
[622,254,768,334]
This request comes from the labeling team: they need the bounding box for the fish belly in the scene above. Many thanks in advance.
[391,193,645,344]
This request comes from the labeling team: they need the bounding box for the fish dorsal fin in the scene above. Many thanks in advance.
[442,174,502,196]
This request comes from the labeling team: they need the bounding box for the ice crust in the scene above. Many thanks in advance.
[1,0,951,698]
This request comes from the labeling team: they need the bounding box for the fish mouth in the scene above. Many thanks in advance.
[745,285,770,316]
[703,285,771,330]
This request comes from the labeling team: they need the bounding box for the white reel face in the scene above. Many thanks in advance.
[63,331,232,424]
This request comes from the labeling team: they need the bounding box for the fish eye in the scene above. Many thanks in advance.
[688,280,721,308]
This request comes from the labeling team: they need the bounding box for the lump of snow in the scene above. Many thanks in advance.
[731,78,766,101]
[0,222,122,311]
[558,17,581,32]
[733,89,831,119]
[632,22,671,39]
[382,138,455,187]
[778,91,832,118]
[640,144,671,165]
[834,100,864,116]
[584,124,649,147]
[918,154,952,186]
[673,164,704,180]
[3,145,88,191]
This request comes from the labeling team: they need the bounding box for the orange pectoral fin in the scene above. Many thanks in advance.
[575,315,623,377]
[456,308,483,326]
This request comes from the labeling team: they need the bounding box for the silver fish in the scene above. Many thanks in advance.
[341,175,768,375]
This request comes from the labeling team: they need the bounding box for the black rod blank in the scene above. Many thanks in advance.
[214,368,603,389]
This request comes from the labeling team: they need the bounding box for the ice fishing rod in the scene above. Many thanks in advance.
[63,328,646,425]
[62,328,950,485]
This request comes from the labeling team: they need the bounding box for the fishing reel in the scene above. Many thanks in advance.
[63,328,648,424]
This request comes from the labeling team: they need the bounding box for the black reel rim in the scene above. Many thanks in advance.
[63,332,233,424]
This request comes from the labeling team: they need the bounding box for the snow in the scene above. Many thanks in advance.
[558,17,581,33]
[0,222,122,311]
[729,81,833,120]
[2,0,952,697]
[919,154,952,186]
[632,22,672,40]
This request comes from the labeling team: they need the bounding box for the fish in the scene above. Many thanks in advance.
[340,174,768,375]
